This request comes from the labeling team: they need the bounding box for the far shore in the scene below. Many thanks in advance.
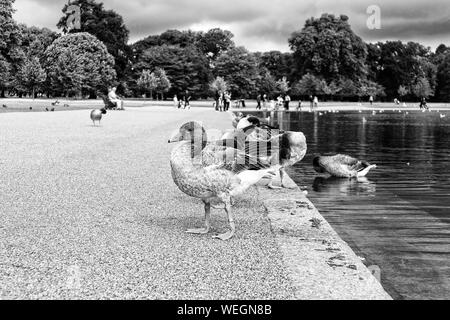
[1,97,450,113]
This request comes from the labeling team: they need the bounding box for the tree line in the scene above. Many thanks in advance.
[1,0,450,101]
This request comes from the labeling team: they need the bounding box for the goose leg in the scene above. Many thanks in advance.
[213,199,235,241]
[187,201,211,235]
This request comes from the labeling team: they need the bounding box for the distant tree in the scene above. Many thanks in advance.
[57,0,131,81]
[215,46,259,98]
[397,85,409,99]
[153,67,171,100]
[134,45,212,97]
[137,69,158,99]
[198,28,235,60]
[210,76,228,93]
[257,51,294,82]
[412,77,433,99]
[15,57,46,98]
[44,32,116,97]
[256,69,278,97]
[292,73,325,96]
[276,77,290,94]
[358,80,386,98]
[436,51,450,101]
[0,0,21,96]
[289,14,368,82]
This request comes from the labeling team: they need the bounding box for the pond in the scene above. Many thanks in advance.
[246,109,450,300]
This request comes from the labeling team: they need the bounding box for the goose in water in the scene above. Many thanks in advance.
[313,154,377,178]
[169,121,281,240]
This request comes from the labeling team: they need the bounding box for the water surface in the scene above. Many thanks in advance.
[248,110,450,300]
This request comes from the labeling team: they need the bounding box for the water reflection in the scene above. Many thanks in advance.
[245,110,450,300]
[312,176,376,196]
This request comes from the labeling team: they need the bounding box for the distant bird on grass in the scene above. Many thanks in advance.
[51,108,55,112]
[63,104,70,108]
[440,114,446,119]
[51,100,60,106]
[313,154,377,178]
[90,108,107,126]
[2,104,7,108]
[29,107,32,110]
[45,107,49,112]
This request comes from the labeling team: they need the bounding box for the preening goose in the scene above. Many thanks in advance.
[313,154,377,178]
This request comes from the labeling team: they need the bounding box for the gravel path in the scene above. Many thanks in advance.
[0,107,296,300]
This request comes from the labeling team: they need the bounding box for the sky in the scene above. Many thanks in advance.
[12,0,450,52]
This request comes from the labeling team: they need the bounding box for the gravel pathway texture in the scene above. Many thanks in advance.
[0,106,296,300]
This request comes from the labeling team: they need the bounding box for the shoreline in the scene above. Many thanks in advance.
[257,173,392,300]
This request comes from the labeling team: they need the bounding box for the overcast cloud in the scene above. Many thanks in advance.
[13,0,450,52]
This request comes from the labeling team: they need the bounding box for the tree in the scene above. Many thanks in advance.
[255,69,277,97]
[154,67,171,100]
[276,77,290,94]
[436,51,450,101]
[293,73,325,96]
[257,51,294,82]
[44,32,116,97]
[214,46,259,98]
[58,0,131,81]
[412,77,433,99]
[134,44,212,97]
[137,70,158,99]
[210,76,228,93]
[197,28,235,60]
[15,57,46,98]
[0,0,21,96]
[289,14,368,82]
[398,85,409,99]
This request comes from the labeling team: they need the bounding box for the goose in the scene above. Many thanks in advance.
[222,125,307,189]
[90,108,107,126]
[313,155,377,178]
[169,121,280,240]
[440,114,446,119]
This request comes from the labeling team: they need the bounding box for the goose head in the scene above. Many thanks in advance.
[168,121,208,156]
[313,156,326,173]
[101,108,107,115]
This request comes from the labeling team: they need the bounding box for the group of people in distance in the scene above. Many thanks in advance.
[256,93,293,111]
[173,91,192,109]
[214,91,232,112]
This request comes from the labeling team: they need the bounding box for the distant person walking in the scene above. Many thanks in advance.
[420,97,429,110]
[309,95,314,112]
[369,95,374,106]
[297,100,303,111]
[183,91,191,109]
[262,94,268,110]
[256,94,262,110]
[313,96,319,110]
[215,91,221,111]
[224,91,231,111]
[173,95,179,108]
[284,94,291,111]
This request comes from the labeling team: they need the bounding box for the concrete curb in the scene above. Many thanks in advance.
[257,175,392,300]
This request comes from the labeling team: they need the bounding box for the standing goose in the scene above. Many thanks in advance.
[169,121,280,240]
[313,155,377,178]
[90,108,107,126]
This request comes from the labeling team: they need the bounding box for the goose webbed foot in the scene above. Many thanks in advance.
[187,202,211,235]
[186,228,210,235]
[213,198,235,241]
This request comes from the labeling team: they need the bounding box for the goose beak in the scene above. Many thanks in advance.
[168,131,183,144]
